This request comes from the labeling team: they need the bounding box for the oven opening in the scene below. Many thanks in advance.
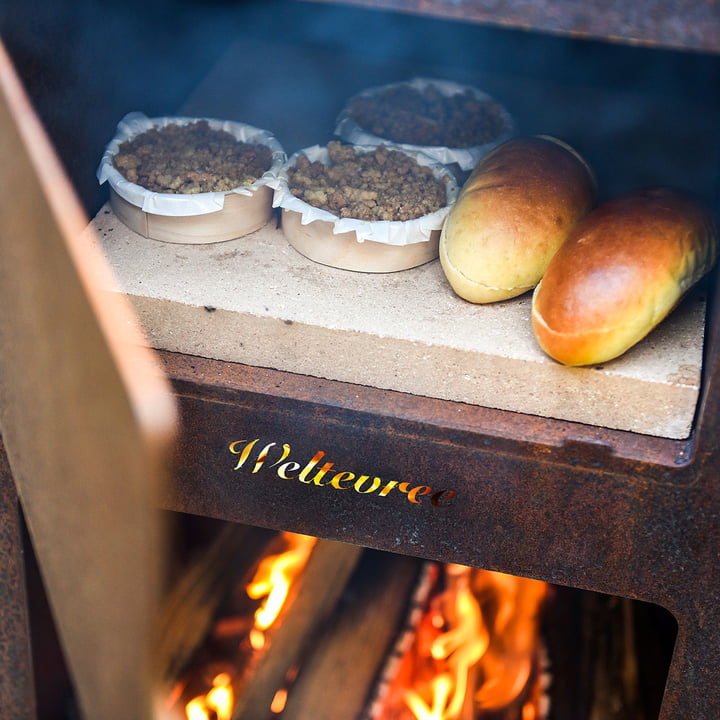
[25,511,676,720]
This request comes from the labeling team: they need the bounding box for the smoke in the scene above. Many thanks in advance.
[1,0,718,214]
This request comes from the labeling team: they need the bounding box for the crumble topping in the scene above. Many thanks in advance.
[287,142,447,222]
[347,83,507,147]
[113,120,272,194]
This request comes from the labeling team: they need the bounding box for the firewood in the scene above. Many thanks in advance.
[155,522,276,685]
[280,550,423,720]
[230,538,363,720]
[540,586,674,720]
[587,595,643,720]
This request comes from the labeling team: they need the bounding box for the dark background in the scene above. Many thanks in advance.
[1,0,719,217]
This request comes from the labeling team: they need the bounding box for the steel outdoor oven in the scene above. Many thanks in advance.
[1,1,719,719]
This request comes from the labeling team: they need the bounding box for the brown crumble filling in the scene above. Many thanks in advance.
[287,142,447,222]
[113,120,272,194]
[348,83,507,147]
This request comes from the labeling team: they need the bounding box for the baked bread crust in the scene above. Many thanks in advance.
[440,135,596,303]
[531,187,718,366]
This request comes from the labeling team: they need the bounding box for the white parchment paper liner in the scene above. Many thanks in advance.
[335,77,514,172]
[270,144,460,246]
[97,112,286,217]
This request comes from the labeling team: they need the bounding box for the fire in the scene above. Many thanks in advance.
[406,675,453,720]
[246,533,317,632]
[184,673,233,720]
[271,687,290,714]
[472,569,548,712]
[386,564,548,720]
[182,532,317,720]
[177,534,546,720]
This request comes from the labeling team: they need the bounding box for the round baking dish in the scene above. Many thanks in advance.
[334,77,514,175]
[271,143,459,273]
[97,112,286,244]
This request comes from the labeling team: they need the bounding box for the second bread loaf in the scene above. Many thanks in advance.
[531,187,717,366]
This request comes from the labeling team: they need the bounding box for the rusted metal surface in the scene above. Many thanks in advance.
[0,439,36,719]
[159,276,720,719]
[302,0,720,53]
[693,272,720,461]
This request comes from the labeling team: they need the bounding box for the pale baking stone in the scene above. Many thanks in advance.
[89,205,707,439]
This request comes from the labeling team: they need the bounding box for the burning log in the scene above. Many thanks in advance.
[159,530,362,719]
[156,522,277,686]
[158,523,674,720]
[279,550,425,720]
[228,536,363,719]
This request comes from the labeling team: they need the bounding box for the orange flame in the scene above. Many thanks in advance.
[406,674,453,720]
[184,673,233,720]
[182,532,317,720]
[473,571,548,712]
[394,564,547,720]
[246,533,317,631]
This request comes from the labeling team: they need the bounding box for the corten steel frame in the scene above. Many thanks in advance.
[4,309,720,719]
[0,442,36,717]
[303,0,720,54]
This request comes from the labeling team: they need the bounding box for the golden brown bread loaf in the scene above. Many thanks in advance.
[531,187,718,366]
[439,135,596,303]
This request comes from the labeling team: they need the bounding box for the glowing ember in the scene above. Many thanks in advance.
[271,687,290,714]
[185,673,233,720]
[249,627,266,651]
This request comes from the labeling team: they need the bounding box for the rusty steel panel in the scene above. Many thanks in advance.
[159,336,720,719]
[302,0,720,53]
[0,440,36,719]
